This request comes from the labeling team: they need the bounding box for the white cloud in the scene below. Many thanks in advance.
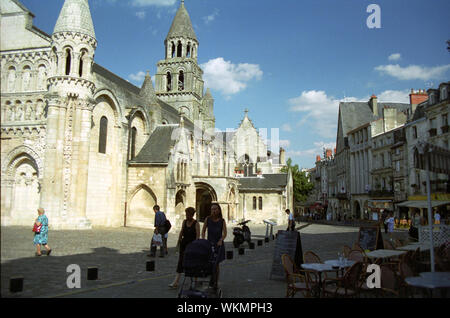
[375,64,450,81]
[279,139,291,148]
[288,90,342,139]
[200,57,263,96]
[135,11,146,19]
[130,0,176,7]
[203,9,219,24]
[129,71,146,84]
[287,141,336,158]
[281,123,292,132]
[376,89,410,103]
[388,53,401,61]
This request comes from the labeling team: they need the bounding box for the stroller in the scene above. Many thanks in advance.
[178,239,222,298]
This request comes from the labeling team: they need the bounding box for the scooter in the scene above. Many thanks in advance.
[233,220,251,248]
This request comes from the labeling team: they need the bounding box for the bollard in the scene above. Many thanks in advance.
[146,261,155,271]
[226,251,233,260]
[87,267,98,280]
[257,240,263,246]
[10,277,23,293]
[272,234,275,241]
[239,248,245,255]
[249,242,255,249]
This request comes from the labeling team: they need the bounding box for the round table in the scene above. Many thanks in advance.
[419,272,450,281]
[324,259,355,269]
[301,263,339,297]
[405,275,450,297]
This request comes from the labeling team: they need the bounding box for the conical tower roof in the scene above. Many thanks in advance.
[54,0,96,39]
[166,1,197,42]
[203,88,213,99]
[140,71,157,104]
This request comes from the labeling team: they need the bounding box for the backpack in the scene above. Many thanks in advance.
[165,219,172,233]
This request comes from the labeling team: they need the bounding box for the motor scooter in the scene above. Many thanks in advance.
[233,220,251,248]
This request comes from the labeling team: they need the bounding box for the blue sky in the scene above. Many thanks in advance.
[22,0,450,168]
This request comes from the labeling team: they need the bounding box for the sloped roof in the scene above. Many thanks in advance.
[130,125,178,164]
[53,0,96,38]
[93,63,140,95]
[238,174,288,191]
[339,101,409,136]
[166,2,197,41]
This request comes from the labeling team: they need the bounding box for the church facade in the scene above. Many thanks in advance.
[0,0,293,230]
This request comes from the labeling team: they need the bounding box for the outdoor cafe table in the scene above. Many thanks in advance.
[301,263,341,297]
[405,273,450,297]
[365,249,407,260]
[397,244,431,252]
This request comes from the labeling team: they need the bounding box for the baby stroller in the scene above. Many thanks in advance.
[178,239,222,298]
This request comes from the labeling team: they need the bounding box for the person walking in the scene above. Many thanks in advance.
[381,210,388,233]
[169,207,200,288]
[385,212,395,238]
[201,203,227,290]
[33,208,51,256]
[286,209,295,231]
[434,211,441,225]
[149,205,168,258]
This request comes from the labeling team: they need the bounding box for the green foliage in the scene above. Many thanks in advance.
[281,158,314,202]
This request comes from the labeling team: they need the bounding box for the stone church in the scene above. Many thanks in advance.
[0,0,293,230]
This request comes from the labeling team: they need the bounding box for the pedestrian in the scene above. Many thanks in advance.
[169,207,200,289]
[33,208,51,256]
[385,212,395,238]
[409,212,421,241]
[201,203,227,290]
[286,209,295,231]
[381,210,388,233]
[149,205,168,258]
[434,211,441,225]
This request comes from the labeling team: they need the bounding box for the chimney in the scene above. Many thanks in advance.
[409,89,428,114]
[369,94,378,116]
[326,148,332,159]
[316,155,321,163]
[279,147,286,165]
[334,148,337,155]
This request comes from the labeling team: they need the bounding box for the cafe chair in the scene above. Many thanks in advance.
[359,258,384,297]
[322,262,363,298]
[342,245,352,258]
[379,263,401,297]
[398,259,418,297]
[352,243,364,253]
[303,251,322,264]
[281,254,316,298]
[348,250,365,263]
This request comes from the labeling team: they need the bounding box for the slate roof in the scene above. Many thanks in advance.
[130,125,178,164]
[238,174,288,191]
[166,2,197,41]
[339,101,409,136]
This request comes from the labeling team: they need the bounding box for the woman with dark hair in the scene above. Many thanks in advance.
[201,203,227,289]
[169,207,200,288]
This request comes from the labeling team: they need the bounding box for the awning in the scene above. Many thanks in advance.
[396,200,450,209]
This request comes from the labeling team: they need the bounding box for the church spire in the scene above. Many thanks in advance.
[140,71,157,104]
[166,0,197,42]
[53,0,96,39]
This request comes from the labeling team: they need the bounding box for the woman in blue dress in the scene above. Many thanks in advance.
[201,203,227,289]
[33,208,52,256]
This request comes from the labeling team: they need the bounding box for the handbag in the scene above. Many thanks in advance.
[152,233,163,247]
[32,223,42,234]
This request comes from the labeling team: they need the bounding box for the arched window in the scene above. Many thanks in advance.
[259,197,263,210]
[130,127,137,159]
[253,197,257,210]
[177,41,182,57]
[99,116,108,154]
[186,43,191,57]
[65,48,71,76]
[166,72,172,91]
[178,71,184,91]
[171,42,175,58]
[79,50,86,77]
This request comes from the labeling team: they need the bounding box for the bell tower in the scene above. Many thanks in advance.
[154,0,207,123]
[41,0,97,229]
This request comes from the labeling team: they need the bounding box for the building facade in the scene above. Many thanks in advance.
[0,0,293,229]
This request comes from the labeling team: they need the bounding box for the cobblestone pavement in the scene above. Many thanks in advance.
[1,222,409,298]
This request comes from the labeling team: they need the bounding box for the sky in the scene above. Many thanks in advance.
[20,0,450,169]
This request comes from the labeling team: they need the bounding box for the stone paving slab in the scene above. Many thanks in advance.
[1,222,408,298]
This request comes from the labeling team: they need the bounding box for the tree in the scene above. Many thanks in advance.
[281,158,314,203]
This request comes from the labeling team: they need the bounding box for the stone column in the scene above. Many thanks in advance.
[40,95,65,223]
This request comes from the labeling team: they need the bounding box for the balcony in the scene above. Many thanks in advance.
[369,190,394,197]
[429,128,437,137]
[442,125,449,134]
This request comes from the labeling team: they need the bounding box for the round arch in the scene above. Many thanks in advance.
[195,182,218,221]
